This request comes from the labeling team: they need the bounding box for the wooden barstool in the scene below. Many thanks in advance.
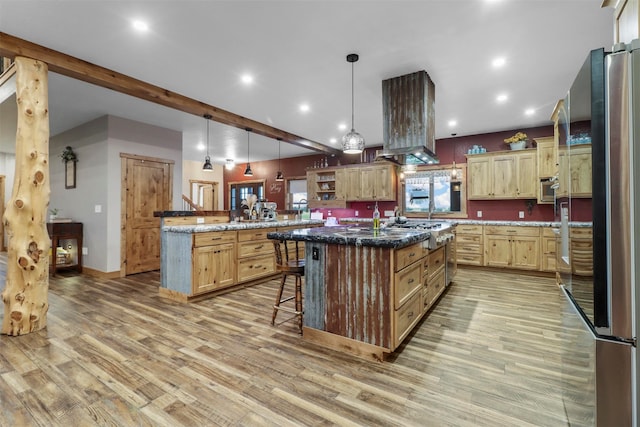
[271,239,304,334]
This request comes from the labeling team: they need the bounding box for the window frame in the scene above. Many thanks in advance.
[401,163,468,219]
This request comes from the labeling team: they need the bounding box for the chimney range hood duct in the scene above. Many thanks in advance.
[375,70,439,165]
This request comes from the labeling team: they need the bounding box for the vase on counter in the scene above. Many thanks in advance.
[510,140,526,150]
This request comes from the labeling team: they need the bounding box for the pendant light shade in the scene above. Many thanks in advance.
[243,128,253,177]
[342,53,365,154]
[202,114,213,171]
[275,137,284,181]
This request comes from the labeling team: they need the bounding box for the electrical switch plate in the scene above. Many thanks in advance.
[477,210,482,218]
[82,247,88,255]
[384,210,395,217]
[519,211,525,219]
[283,215,289,220]
[94,204,102,213]
[312,247,319,260]
[355,211,359,217]
[196,217,205,224]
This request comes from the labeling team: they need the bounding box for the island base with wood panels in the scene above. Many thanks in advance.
[158,217,324,302]
[267,225,450,361]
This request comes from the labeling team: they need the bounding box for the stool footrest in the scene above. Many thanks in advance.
[273,306,303,315]
[278,295,295,304]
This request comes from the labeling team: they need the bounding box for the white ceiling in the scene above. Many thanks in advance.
[0,1,613,165]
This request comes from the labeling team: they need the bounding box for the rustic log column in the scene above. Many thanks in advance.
[1,56,50,335]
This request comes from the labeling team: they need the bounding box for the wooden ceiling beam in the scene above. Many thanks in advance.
[0,32,341,155]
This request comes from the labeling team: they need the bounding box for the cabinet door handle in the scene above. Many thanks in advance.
[408,278,414,284]
[407,311,414,319]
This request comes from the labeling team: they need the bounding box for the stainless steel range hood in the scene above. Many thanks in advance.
[375,70,439,165]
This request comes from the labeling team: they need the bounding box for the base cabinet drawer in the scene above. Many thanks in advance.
[394,291,422,348]
[424,267,446,311]
[237,254,276,282]
[238,240,272,257]
[457,252,483,266]
[394,262,422,309]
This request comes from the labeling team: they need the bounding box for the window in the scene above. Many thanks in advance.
[403,167,464,215]
[229,181,265,210]
[287,178,307,210]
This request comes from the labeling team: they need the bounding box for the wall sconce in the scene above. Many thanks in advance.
[451,161,458,180]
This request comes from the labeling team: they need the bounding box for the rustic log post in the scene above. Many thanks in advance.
[1,56,50,335]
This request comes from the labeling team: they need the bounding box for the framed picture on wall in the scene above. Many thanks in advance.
[65,161,76,189]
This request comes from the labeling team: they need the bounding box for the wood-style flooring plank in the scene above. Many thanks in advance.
[0,260,594,426]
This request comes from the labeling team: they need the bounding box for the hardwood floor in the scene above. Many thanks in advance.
[0,261,595,426]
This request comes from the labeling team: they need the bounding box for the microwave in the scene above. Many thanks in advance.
[539,179,556,202]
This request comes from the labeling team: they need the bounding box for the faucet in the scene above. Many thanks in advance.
[297,199,307,220]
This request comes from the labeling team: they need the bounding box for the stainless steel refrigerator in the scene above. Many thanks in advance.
[560,40,640,426]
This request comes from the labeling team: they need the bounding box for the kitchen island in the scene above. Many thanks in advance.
[159,219,324,301]
[267,225,447,361]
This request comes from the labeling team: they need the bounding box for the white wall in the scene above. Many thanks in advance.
[182,159,224,209]
[50,115,182,273]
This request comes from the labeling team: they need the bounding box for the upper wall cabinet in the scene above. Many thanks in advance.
[466,149,537,200]
[307,163,396,208]
[557,145,592,198]
[535,136,556,179]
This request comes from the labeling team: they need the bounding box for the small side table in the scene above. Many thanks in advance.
[47,222,83,275]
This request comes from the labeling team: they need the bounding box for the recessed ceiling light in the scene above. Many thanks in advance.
[241,74,253,85]
[524,108,535,116]
[329,138,337,144]
[299,104,310,113]
[496,93,508,102]
[197,142,205,151]
[338,123,347,131]
[492,57,506,68]
[448,120,457,127]
[132,20,149,32]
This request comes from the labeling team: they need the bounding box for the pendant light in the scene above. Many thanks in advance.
[275,137,284,181]
[243,128,253,176]
[341,53,365,154]
[202,114,213,171]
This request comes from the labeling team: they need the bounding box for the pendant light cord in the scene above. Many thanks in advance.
[351,60,355,130]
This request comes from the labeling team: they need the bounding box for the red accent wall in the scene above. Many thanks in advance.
[221,123,593,224]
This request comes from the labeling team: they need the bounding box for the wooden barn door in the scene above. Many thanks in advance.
[121,154,173,275]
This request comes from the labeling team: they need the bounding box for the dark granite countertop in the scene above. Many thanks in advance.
[267,224,430,249]
[162,219,324,233]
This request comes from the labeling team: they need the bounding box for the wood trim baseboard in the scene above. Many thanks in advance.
[81,266,122,279]
[302,327,388,362]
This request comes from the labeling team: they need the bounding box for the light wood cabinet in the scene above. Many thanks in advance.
[557,145,592,198]
[456,224,484,266]
[335,168,360,201]
[568,145,592,198]
[536,136,556,179]
[192,231,237,295]
[236,228,276,282]
[360,164,396,201]
[484,226,540,270]
[540,227,557,273]
[467,149,537,199]
[422,246,446,312]
[393,242,425,348]
[570,227,593,276]
[308,164,395,207]
[192,243,235,294]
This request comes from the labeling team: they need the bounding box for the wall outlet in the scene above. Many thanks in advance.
[477,210,482,218]
[312,247,319,260]
[196,217,205,224]
[384,210,395,217]
[283,214,289,220]
[355,211,359,217]
[82,247,88,255]
[519,211,525,219]
[94,204,102,213]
